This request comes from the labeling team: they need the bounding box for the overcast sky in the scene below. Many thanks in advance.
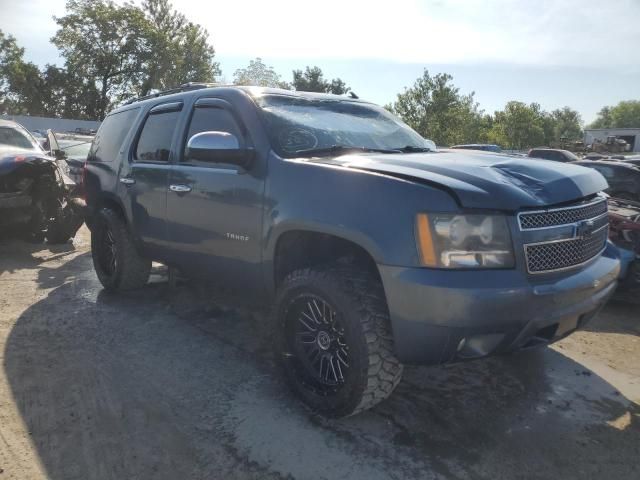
[1,0,639,122]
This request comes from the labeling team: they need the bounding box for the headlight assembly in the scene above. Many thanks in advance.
[416,213,515,269]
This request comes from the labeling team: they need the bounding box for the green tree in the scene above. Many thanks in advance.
[591,100,640,128]
[233,57,288,88]
[43,66,101,119]
[0,30,22,112]
[52,0,151,118]
[590,106,613,128]
[53,0,220,118]
[551,106,583,140]
[611,100,640,127]
[0,30,45,115]
[489,101,546,150]
[388,69,483,146]
[291,66,350,94]
[140,0,219,95]
[538,111,557,146]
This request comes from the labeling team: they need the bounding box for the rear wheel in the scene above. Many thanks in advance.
[91,207,151,291]
[274,264,403,417]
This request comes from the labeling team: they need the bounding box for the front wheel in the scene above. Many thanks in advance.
[274,265,403,417]
[91,207,151,291]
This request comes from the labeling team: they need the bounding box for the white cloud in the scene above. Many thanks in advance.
[173,0,640,68]
[1,0,639,69]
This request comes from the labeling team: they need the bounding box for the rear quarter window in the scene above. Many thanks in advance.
[89,108,139,162]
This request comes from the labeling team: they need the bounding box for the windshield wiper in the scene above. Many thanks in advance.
[395,145,432,153]
[292,145,401,157]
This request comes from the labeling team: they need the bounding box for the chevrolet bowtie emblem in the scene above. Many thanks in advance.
[575,219,596,239]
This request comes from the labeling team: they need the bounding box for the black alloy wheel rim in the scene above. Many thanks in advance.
[97,225,117,275]
[285,294,350,394]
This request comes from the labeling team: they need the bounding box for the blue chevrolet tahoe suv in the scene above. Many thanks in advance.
[84,84,620,417]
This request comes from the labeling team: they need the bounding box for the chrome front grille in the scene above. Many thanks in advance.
[518,197,608,230]
[524,226,608,273]
[519,196,609,274]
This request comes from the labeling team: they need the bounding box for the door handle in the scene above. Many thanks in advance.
[169,184,192,193]
[119,177,136,185]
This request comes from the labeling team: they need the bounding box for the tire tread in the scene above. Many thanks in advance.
[92,207,151,291]
[277,263,403,416]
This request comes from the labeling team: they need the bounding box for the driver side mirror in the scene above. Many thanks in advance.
[186,131,254,169]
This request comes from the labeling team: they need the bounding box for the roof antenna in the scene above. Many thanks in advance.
[348,91,359,99]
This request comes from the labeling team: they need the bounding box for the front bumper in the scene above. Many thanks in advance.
[378,242,620,365]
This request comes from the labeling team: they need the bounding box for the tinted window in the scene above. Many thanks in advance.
[184,106,242,157]
[531,150,551,160]
[564,151,579,161]
[593,165,616,179]
[540,151,563,161]
[89,108,138,162]
[135,110,180,162]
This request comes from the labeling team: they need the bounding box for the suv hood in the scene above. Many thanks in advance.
[316,151,608,210]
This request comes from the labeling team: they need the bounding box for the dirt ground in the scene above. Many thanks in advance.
[0,226,638,480]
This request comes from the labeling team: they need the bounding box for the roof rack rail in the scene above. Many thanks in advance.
[123,82,219,105]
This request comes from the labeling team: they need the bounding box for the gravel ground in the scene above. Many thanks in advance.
[0,226,638,480]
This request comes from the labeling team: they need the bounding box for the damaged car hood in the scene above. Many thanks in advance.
[0,146,54,175]
[311,150,608,210]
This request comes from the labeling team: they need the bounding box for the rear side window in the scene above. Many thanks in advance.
[89,108,138,162]
[135,110,181,162]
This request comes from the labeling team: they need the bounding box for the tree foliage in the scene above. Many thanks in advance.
[233,57,288,88]
[590,101,640,128]
[291,66,350,94]
[488,101,547,149]
[52,0,151,118]
[389,69,587,149]
[139,0,219,95]
[551,107,583,139]
[2,0,220,120]
[0,30,44,115]
[387,69,482,146]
